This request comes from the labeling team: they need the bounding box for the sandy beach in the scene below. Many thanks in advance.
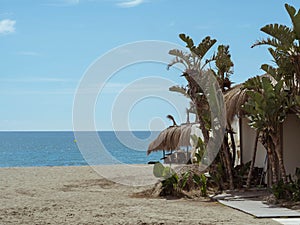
[0,165,280,225]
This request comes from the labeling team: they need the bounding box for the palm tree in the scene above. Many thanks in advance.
[242,76,290,184]
[252,4,300,96]
[248,3,300,185]
[168,33,235,189]
[167,34,217,143]
[214,45,234,92]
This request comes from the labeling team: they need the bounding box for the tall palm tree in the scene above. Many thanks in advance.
[252,4,300,96]
[242,76,290,184]
[168,33,235,189]
[167,34,217,143]
[249,3,300,184]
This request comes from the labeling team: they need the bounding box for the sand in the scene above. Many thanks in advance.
[0,165,280,225]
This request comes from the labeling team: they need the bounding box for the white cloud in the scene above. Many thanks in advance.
[0,19,16,35]
[117,0,145,8]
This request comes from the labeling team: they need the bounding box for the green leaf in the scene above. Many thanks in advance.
[274,80,284,93]
[179,33,194,49]
[285,4,300,40]
[261,77,273,94]
[162,166,174,179]
[244,76,262,91]
[169,85,189,98]
[179,34,216,59]
[246,90,263,103]
[260,23,295,45]
[167,49,192,70]
[196,36,217,58]
[261,64,278,80]
[153,162,165,178]
[252,37,281,49]
[192,173,201,185]
[181,171,190,189]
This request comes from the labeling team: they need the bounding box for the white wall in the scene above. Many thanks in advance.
[283,114,300,177]
[230,116,241,166]
[241,118,267,168]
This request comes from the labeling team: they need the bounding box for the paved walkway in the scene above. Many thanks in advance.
[214,191,300,225]
[273,218,300,225]
[218,199,300,218]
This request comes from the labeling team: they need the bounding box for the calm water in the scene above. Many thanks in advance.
[0,131,162,167]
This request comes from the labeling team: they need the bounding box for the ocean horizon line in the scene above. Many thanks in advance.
[0,130,162,132]
[0,131,162,168]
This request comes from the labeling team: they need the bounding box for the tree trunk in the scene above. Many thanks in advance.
[196,103,210,143]
[222,142,234,190]
[268,146,278,185]
[246,131,259,188]
[262,136,278,185]
[228,125,236,168]
[271,132,287,184]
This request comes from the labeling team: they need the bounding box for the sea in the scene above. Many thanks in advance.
[0,131,162,168]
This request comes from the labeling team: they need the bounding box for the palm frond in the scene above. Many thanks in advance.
[179,33,194,49]
[261,24,295,45]
[167,49,202,71]
[252,37,282,49]
[179,33,216,59]
[195,36,217,59]
[285,4,300,40]
[169,85,189,98]
[167,49,191,70]
[261,64,279,80]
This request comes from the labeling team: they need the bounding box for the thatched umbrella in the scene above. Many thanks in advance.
[224,74,277,124]
[224,83,247,124]
[178,124,192,147]
[147,124,193,156]
[147,84,249,157]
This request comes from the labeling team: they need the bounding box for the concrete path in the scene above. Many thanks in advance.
[273,218,300,225]
[219,199,300,218]
[214,190,300,224]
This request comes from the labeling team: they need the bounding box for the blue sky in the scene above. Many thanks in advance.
[1,0,300,131]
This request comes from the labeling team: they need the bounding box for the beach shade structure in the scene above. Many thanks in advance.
[224,74,277,124]
[147,126,177,159]
[224,83,247,124]
[147,124,195,160]
[179,124,192,147]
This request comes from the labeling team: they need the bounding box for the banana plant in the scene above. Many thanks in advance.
[242,76,292,184]
[247,4,300,185]
[167,33,235,189]
[168,35,217,143]
[252,4,300,96]
[214,45,234,91]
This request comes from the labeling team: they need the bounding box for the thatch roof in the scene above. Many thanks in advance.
[147,124,193,155]
[224,74,277,124]
[224,84,247,124]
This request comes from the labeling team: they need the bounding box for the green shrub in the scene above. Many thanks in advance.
[272,168,300,202]
[153,162,174,179]
[153,163,209,197]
